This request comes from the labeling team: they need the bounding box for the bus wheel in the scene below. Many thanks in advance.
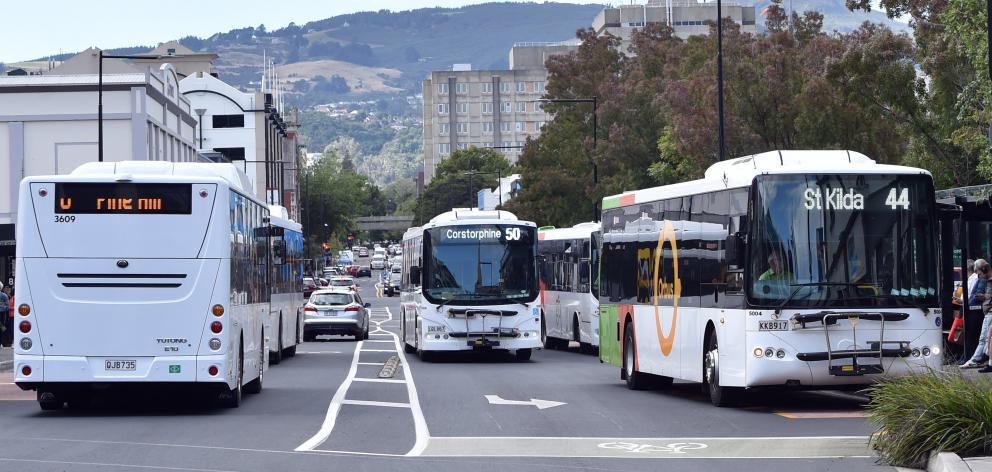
[704,333,738,407]
[286,323,298,357]
[541,313,554,349]
[271,320,283,365]
[219,346,244,408]
[515,348,532,362]
[623,324,649,390]
[245,332,264,395]
[402,312,416,353]
[38,390,64,411]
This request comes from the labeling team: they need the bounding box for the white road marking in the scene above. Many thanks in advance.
[362,340,395,343]
[0,457,238,472]
[352,377,405,384]
[341,399,411,408]
[296,307,430,456]
[484,394,566,410]
[297,351,343,355]
[294,339,365,451]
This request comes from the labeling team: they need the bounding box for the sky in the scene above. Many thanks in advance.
[0,0,608,63]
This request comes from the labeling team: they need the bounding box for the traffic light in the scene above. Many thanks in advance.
[321,242,330,253]
[347,234,354,242]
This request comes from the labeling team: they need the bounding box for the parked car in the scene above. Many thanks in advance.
[329,275,358,292]
[303,277,318,298]
[303,289,370,341]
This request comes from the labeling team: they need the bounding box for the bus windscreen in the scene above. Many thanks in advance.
[54,183,193,214]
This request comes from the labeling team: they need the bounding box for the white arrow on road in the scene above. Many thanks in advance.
[485,394,566,410]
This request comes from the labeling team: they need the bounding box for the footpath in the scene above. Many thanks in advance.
[0,346,11,372]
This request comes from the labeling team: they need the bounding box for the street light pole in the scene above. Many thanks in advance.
[194,108,206,149]
[717,0,727,161]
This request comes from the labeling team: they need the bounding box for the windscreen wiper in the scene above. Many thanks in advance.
[492,296,530,308]
[778,282,871,311]
[437,295,469,308]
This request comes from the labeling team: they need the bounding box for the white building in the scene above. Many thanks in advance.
[0,52,198,287]
[477,174,522,210]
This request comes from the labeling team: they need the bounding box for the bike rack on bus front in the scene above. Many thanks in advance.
[448,309,518,348]
[791,311,912,376]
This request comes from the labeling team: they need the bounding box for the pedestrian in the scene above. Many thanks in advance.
[963,259,992,368]
[0,283,10,348]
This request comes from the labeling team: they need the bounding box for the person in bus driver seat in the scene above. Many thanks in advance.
[758,251,794,282]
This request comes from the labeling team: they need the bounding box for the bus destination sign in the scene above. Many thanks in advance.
[54,183,193,214]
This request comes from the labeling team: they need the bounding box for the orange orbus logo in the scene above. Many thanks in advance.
[652,220,681,357]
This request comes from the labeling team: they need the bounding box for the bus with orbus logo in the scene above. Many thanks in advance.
[598,150,943,406]
[14,161,272,409]
[537,222,601,352]
[400,209,541,361]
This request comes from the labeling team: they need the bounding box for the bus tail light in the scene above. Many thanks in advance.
[19,338,32,350]
[18,304,30,316]
[210,321,223,334]
[19,321,31,334]
[21,365,31,376]
[212,304,224,317]
[208,365,219,376]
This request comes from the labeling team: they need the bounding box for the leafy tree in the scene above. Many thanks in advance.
[415,147,513,224]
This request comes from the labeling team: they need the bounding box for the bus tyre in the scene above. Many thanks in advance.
[704,333,738,407]
[402,314,417,354]
[220,347,244,408]
[623,324,649,390]
[271,320,283,365]
[38,390,64,411]
[541,313,554,349]
[244,335,264,395]
[515,348,533,362]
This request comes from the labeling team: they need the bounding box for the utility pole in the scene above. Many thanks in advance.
[717,0,727,161]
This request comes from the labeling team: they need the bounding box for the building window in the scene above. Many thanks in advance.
[456,143,468,150]
[517,82,527,93]
[501,102,512,113]
[517,102,527,113]
[482,102,493,114]
[214,147,246,161]
[535,81,545,93]
[502,141,513,148]
[516,122,526,132]
[439,123,449,135]
[212,114,244,128]
[500,81,512,93]
[482,122,494,134]
[438,143,450,155]
[456,83,469,94]
[536,101,545,112]
[501,122,512,133]
[457,102,469,114]
[481,82,493,94]
[437,103,448,114]
[437,83,448,95]
[457,123,469,135]
[538,121,546,130]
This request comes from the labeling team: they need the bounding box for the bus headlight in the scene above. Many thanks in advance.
[911,348,921,357]
[19,338,32,350]
[209,338,222,350]
[921,347,931,357]
[931,345,941,356]
[753,347,764,358]
[775,349,785,359]
[764,347,775,358]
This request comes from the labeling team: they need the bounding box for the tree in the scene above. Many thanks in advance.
[415,147,513,224]
[299,149,382,256]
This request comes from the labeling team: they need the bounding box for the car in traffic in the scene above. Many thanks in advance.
[337,254,354,266]
[371,254,386,270]
[356,266,372,278]
[328,275,359,292]
[303,277,318,298]
[358,247,369,257]
[385,266,402,296]
[302,289,371,341]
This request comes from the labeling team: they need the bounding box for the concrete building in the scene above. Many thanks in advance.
[422,65,550,183]
[180,71,301,218]
[477,174,522,210]
[0,56,198,287]
[50,41,217,80]
[592,0,757,48]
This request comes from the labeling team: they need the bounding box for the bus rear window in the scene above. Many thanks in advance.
[54,183,192,214]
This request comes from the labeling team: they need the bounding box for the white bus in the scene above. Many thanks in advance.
[599,151,943,406]
[14,161,270,409]
[537,222,601,352]
[400,209,541,361]
[267,206,304,364]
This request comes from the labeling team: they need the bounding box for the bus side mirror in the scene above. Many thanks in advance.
[725,233,745,267]
[409,266,421,286]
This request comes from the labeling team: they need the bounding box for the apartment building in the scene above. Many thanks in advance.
[593,0,757,48]
[422,65,553,184]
